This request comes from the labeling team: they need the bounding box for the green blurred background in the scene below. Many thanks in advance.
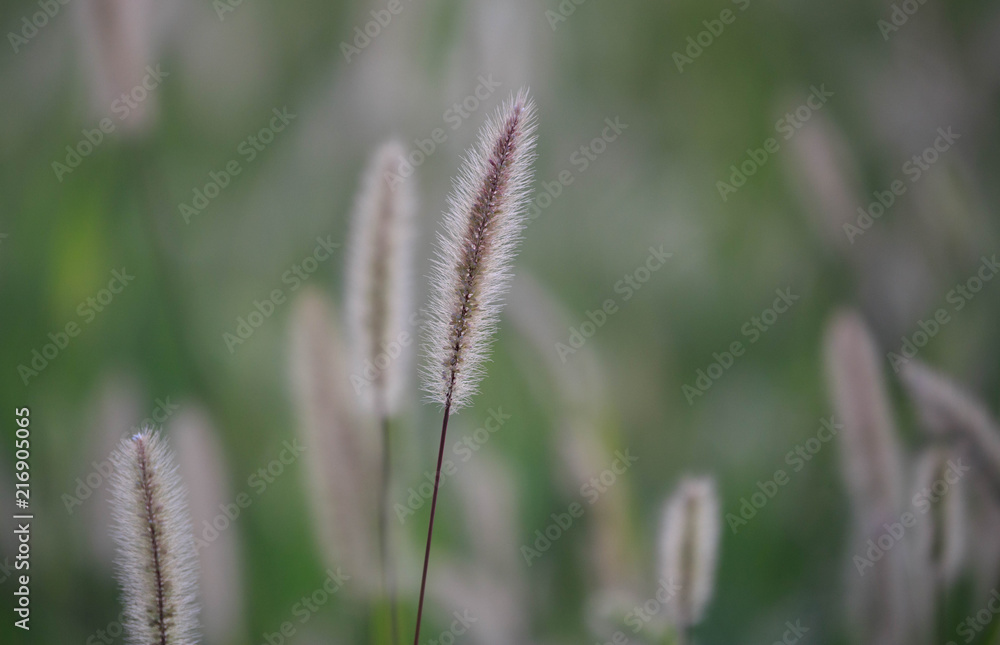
[1,0,999,643]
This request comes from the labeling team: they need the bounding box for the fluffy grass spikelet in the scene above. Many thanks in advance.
[289,288,376,591]
[422,88,537,412]
[823,309,904,525]
[109,429,200,645]
[659,476,720,629]
[346,141,416,416]
[900,360,1000,487]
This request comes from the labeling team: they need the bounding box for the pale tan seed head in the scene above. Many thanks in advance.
[823,309,904,529]
[345,141,417,417]
[824,310,909,644]
[658,476,720,629]
[911,446,967,588]
[76,0,161,134]
[109,429,200,645]
[288,288,378,593]
[422,89,538,413]
[900,360,1000,488]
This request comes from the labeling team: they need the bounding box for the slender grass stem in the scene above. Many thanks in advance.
[412,402,452,645]
[936,579,947,645]
[379,414,399,645]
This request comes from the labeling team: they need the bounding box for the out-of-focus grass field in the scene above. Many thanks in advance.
[1,0,999,644]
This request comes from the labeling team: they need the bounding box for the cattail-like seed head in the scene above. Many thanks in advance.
[911,446,966,587]
[422,89,537,413]
[824,310,909,644]
[345,141,416,417]
[289,288,377,592]
[76,0,159,134]
[900,360,1000,489]
[109,429,200,645]
[823,309,904,528]
[784,114,862,252]
[658,476,720,629]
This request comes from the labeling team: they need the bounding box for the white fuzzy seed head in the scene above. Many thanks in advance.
[109,429,200,645]
[288,288,377,593]
[76,0,159,134]
[900,360,1000,487]
[422,88,538,413]
[823,309,904,528]
[911,446,967,586]
[658,476,721,629]
[345,141,416,417]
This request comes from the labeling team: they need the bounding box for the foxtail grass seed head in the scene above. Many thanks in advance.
[823,309,904,527]
[76,0,159,134]
[289,288,377,591]
[784,114,862,249]
[825,311,910,645]
[109,429,200,645]
[900,360,1000,488]
[346,141,417,417]
[659,476,720,629]
[423,89,537,413]
[911,447,966,587]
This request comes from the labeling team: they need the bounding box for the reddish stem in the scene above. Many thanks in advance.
[412,401,452,645]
